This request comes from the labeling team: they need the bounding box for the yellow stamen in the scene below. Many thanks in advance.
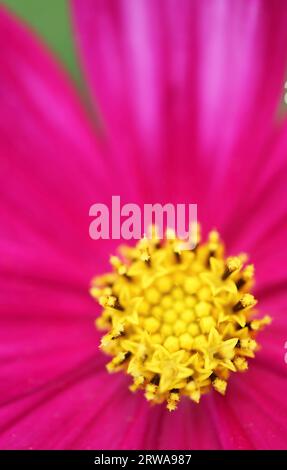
[91,224,271,410]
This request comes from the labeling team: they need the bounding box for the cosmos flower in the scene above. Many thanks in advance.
[1,0,287,450]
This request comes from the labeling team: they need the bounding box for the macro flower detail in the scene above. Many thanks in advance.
[1,0,287,450]
[91,226,271,411]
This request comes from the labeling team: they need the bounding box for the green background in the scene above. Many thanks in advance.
[2,0,80,84]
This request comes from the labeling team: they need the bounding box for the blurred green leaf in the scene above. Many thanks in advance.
[2,0,81,85]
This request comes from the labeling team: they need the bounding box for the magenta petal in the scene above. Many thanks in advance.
[222,118,287,316]
[211,363,287,449]
[0,365,224,450]
[0,5,119,438]
[72,0,287,219]
[0,317,101,406]
[0,6,126,323]
[229,116,287,242]
[119,397,222,450]
[209,303,287,449]
[155,398,222,449]
[0,369,146,449]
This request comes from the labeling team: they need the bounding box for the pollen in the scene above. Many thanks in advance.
[90,224,271,411]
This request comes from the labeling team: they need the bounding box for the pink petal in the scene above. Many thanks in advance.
[0,6,127,446]
[0,5,131,325]
[120,396,222,449]
[0,317,101,406]
[251,314,287,377]
[0,358,225,450]
[208,304,287,450]
[155,398,222,449]
[223,124,287,250]
[211,362,287,449]
[0,366,146,449]
[221,118,287,320]
[72,0,287,218]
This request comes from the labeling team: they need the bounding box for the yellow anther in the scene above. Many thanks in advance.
[145,384,157,401]
[138,237,151,262]
[91,224,270,410]
[240,338,257,350]
[234,357,248,371]
[145,287,161,305]
[151,334,162,344]
[250,315,272,330]
[129,376,144,392]
[106,352,128,372]
[144,317,160,334]
[161,295,173,308]
[184,276,201,294]
[107,296,117,307]
[208,230,220,252]
[243,264,255,280]
[164,309,177,323]
[161,324,173,337]
[190,389,201,403]
[157,276,173,293]
[172,287,184,300]
[226,257,242,272]
[164,336,180,353]
[195,301,211,317]
[212,378,227,395]
[181,309,195,323]
[173,320,186,336]
[233,293,257,312]
[99,295,117,308]
[179,333,193,349]
[241,293,256,307]
[188,322,200,337]
[197,286,211,301]
[222,256,242,280]
[174,300,184,313]
[185,295,196,307]
[200,316,216,334]
[167,392,180,412]
[151,306,162,319]
[167,401,177,412]
[137,299,150,315]
[193,334,208,348]
[209,230,219,242]
[110,255,121,269]
[173,271,185,285]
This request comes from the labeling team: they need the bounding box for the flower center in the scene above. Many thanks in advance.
[91,225,271,411]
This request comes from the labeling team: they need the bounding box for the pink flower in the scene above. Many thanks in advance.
[1,0,287,449]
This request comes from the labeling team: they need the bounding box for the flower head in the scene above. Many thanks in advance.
[92,225,270,410]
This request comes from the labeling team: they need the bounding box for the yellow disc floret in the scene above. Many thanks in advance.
[91,224,271,411]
